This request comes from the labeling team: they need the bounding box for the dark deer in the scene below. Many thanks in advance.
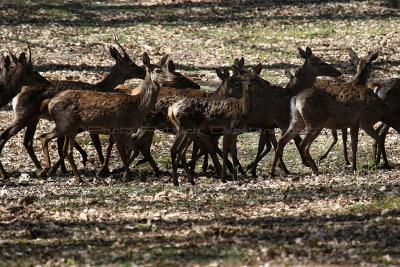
[369,78,400,168]
[268,49,400,177]
[0,47,50,108]
[0,36,145,180]
[97,62,244,177]
[39,53,176,183]
[0,51,50,179]
[49,58,200,175]
[316,48,379,165]
[168,66,262,186]
[244,47,341,177]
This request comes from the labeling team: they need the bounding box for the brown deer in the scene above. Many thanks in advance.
[96,62,245,177]
[316,48,379,165]
[168,66,263,186]
[0,51,50,179]
[268,50,400,177]
[0,48,50,108]
[38,53,176,183]
[49,58,200,175]
[243,47,341,177]
[0,36,146,180]
[369,78,400,168]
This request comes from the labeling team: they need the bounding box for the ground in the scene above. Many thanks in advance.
[1,0,400,266]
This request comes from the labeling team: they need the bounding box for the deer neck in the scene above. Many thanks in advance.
[289,64,317,94]
[95,68,126,91]
[240,88,255,118]
[4,67,28,98]
[139,74,161,114]
[210,81,227,99]
[351,67,370,86]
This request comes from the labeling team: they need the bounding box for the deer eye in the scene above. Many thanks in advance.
[155,69,162,73]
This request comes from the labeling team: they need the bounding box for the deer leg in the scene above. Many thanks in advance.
[0,121,28,178]
[247,131,271,177]
[171,132,185,186]
[135,138,161,177]
[301,128,322,175]
[64,133,83,183]
[199,135,222,176]
[270,131,290,174]
[229,134,245,175]
[229,134,244,180]
[23,121,42,171]
[292,135,310,168]
[376,124,390,168]
[52,137,67,174]
[113,134,132,181]
[317,130,337,163]
[177,134,196,185]
[90,133,104,164]
[39,130,64,176]
[97,135,114,177]
[371,122,384,162]
[349,127,360,171]
[269,119,305,179]
[341,129,351,165]
[221,134,232,183]
[361,124,384,169]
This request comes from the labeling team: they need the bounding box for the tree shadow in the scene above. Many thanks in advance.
[1,0,399,27]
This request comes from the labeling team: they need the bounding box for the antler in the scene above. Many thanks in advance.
[113,34,129,60]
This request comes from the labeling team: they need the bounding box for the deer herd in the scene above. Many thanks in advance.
[1,36,400,186]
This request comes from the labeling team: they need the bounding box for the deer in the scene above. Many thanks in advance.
[0,48,50,108]
[167,66,264,186]
[242,47,342,178]
[268,49,400,178]
[96,61,246,178]
[315,48,380,165]
[48,58,200,175]
[0,51,51,179]
[0,36,146,180]
[369,78,400,168]
[38,53,177,183]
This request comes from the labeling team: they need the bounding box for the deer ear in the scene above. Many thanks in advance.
[109,47,123,61]
[253,63,262,76]
[18,52,27,64]
[366,49,379,64]
[158,55,169,66]
[348,48,359,65]
[216,69,224,80]
[234,58,240,68]
[232,65,240,76]
[305,47,312,57]
[223,69,230,80]
[143,52,151,67]
[3,56,11,69]
[285,68,294,79]
[9,51,18,64]
[167,60,175,72]
[298,47,307,59]
[239,57,244,69]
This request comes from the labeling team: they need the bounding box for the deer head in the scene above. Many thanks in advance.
[350,48,380,85]
[109,35,146,80]
[142,52,176,86]
[163,59,200,89]
[298,47,342,78]
[7,48,50,88]
[216,68,243,99]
